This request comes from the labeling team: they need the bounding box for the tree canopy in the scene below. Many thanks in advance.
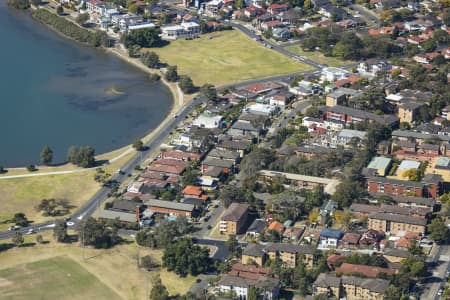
[162,238,211,276]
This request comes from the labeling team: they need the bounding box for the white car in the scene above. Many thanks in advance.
[66,222,75,227]
[25,228,35,235]
[438,288,443,296]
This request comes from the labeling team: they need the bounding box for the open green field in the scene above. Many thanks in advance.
[284,45,354,67]
[0,256,121,300]
[149,30,313,86]
[0,151,135,230]
[0,233,197,299]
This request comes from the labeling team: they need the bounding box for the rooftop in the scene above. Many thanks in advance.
[222,203,249,222]
[367,156,392,171]
[146,199,195,212]
[369,212,428,226]
[336,263,395,278]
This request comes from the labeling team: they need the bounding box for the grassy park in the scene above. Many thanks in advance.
[149,30,313,86]
[284,45,354,67]
[0,150,136,230]
[0,233,196,300]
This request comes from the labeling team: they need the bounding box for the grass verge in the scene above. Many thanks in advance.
[284,45,354,67]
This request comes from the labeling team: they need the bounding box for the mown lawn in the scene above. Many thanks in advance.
[148,30,313,86]
[0,256,122,300]
[284,45,354,67]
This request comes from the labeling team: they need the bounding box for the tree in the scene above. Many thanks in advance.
[53,219,68,242]
[385,285,401,300]
[248,286,258,300]
[30,0,40,6]
[132,139,144,151]
[36,198,71,216]
[162,238,210,276]
[121,28,163,48]
[165,66,178,82]
[7,0,30,9]
[150,275,169,300]
[76,13,90,25]
[56,5,64,15]
[200,84,217,102]
[141,255,158,271]
[141,51,160,68]
[12,213,29,227]
[78,217,119,249]
[428,218,450,243]
[67,146,96,168]
[26,164,37,172]
[36,235,44,244]
[128,44,141,58]
[40,145,53,165]
[225,234,240,257]
[0,165,4,174]
[12,232,24,247]
[179,75,196,94]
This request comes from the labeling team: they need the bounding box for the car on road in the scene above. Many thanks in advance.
[8,226,20,231]
[66,221,75,227]
[26,228,35,235]
[438,288,443,296]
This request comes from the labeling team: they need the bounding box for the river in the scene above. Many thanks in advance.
[0,3,173,167]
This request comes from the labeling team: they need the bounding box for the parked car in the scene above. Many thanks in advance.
[8,226,20,231]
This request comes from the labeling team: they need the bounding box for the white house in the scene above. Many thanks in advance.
[127,181,143,193]
[244,103,279,116]
[302,117,326,130]
[319,228,343,249]
[218,275,280,300]
[205,0,223,16]
[357,60,391,78]
[192,112,223,128]
[161,22,200,40]
[321,67,350,82]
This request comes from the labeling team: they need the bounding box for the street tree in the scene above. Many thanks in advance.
[12,232,24,247]
[40,145,53,165]
[200,84,217,101]
[56,5,64,15]
[132,139,144,151]
[30,0,40,6]
[36,235,44,244]
[428,218,450,243]
[179,75,195,94]
[53,219,68,242]
[12,212,29,227]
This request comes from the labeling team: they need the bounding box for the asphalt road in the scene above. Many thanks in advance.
[0,95,205,241]
[349,4,380,26]
[422,244,450,300]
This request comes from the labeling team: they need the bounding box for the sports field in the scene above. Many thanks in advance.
[0,256,121,300]
[149,30,313,86]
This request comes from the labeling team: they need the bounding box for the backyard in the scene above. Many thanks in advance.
[149,30,313,87]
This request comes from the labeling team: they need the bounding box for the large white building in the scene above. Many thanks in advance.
[161,22,200,40]
[321,67,350,82]
[192,112,223,128]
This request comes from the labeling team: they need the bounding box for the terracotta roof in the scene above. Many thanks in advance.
[336,263,396,278]
[230,263,270,278]
[161,151,201,161]
[395,237,411,249]
[182,185,203,196]
[341,233,361,245]
[147,163,185,175]
[153,158,189,167]
[266,221,284,233]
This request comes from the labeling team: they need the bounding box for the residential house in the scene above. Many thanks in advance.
[318,200,337,225]
[192,112,223,128]
[321,67,350,82]
[272,27,291,40]
[319,228,343,249]
[313,273,342,299]
[220,203,251,235]
[266,221,284,236]
[366,156,392,176]
[246,219,268,239]
[205,0,223,16]
[161,22,200,40]
[383,248,409,263]
[268,3,288,14]
[357,60,391,78]
[182,185,209,201]
[216,139,251,158]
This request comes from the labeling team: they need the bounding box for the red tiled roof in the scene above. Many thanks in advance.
[269,3,288,9]
[182,185,203,196]
[395,237,411,249]
[266,221,284,233]
[335,263,396,278]
[147,164,185,175]
[161,151,201,161]
[341,233,361,245]
[153,158,189,167]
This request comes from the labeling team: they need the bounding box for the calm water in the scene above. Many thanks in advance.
[0,3,173,167]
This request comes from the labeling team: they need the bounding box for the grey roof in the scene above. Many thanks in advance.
[217,139,252,150]
[399,101,424,110]
[338,129,367,140]
[182,198,205,206]
[218,274,279,290]
[384,248,410,258]
[394,140,416,149]
[369,212,427,226]
[366,174,425,188]
[423,173,443,184]
[327,87,361,99]
[146,199,195,212]
[247,219,268,234]
[98,209,137,223]
[349,203,380,214]
[231,120,260,132]
[418,143,440,151]
[243,243,265,257]
[264,242,315,255]
[367,156,392,171]
[415,123,441,134]
[111,200,141,212]
[341,276,389,294]
[203,166,224,177]
[208,148,240,161]
[313,273,341,288]
[222,203,249,222]
[371,193,436,207]
[379,204,429,217]
[202,157,235,168]
[392,130,450,142]
[320,105,399,126]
